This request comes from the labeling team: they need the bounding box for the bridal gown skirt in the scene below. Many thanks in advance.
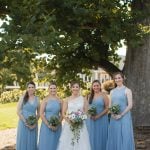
[57,121,91,150]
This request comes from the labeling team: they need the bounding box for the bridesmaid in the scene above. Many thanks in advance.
[106,72,135,150]
[87,80,109,150]
[38,82,62,150]
[16,81,40,150]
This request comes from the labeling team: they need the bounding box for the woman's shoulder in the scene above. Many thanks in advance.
[56,96,62,101]
[66,95,83,102]
[56,96,62,102]
[18,95,24,105]
[101,91,107,96]
[43,95,54,101]
[19,95,24,100]
[44,95,62,104]
[61,97,70,105]
[81,95,86,101]
[41,96,49,104]
[100,92,109,99]
[125,87,132,94]
[110,88,116,95]
[65,96,71,102]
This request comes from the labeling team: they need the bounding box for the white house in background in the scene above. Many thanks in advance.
[79,55,125,83]
[79,68,112,83]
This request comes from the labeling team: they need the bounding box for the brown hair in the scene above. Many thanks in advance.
[89,80,101,104]
[23,81,36,104]
[113,72,126,87]
[70,81,80,88]
[113,72,125,80]
[49,81,57,87]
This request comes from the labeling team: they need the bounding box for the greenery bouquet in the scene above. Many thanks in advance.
[88,105,97,116]
[48,115,60,127]
[109,104,120,115]
[26,115,37,126]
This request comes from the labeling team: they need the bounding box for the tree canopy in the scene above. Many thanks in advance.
[0,0,147,88]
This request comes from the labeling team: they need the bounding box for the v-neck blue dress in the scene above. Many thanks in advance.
[16,96,39,150]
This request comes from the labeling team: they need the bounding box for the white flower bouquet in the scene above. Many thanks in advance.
[68,109,87,145]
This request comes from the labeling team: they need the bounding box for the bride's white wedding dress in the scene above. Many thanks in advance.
[57,96,91,150]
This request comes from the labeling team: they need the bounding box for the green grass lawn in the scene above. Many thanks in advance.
[0,102,18,130]
[0,102,42,130]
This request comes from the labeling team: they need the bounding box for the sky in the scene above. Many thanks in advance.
[117,46,126,56]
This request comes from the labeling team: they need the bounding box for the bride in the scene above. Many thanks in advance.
[57,81,91,150]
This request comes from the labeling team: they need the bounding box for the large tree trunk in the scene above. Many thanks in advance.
[124,0,150,126]
[124,34,150,126]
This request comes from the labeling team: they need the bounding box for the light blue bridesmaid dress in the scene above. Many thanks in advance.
[87,96,108,150]
[38,99,61,150]
[106,87,135,150]
[16,97,39,150]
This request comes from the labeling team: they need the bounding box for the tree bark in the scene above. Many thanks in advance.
[125,34,150,126]
[124,0,150,126]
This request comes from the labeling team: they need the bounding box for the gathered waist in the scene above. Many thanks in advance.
[22,111,36,119]
[45,113,59,119]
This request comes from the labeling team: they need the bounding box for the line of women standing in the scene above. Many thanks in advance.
[16,72,135,150]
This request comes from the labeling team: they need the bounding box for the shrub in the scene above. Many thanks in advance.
[36,89,48,101]
[0,89,23,104]
[82,89,90,97]
[0,89,48,103]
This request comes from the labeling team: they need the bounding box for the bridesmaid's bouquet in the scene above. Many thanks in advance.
[68,109,87,145]
[48,115,60,127]
[88,105,97,116]
[109,104,120,115]
[26,115,37,126]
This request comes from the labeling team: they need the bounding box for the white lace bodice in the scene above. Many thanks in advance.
[68,96,84,113]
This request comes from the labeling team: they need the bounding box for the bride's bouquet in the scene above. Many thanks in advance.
[68,109,87,145]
